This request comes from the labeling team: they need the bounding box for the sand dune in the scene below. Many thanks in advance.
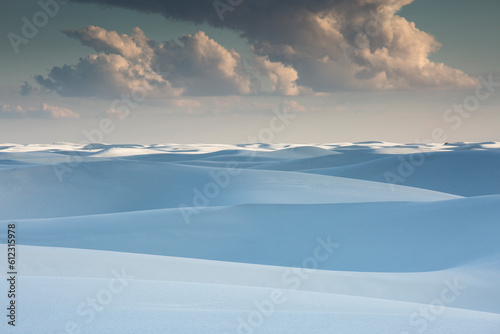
[1,142,499,333]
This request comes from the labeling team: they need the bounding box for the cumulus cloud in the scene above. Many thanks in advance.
[155,31,253,95]
[0,104,79,119]
[255,56,311,96]
[34,26,253,98]
[72,0,478,91]
[64,26,143,58]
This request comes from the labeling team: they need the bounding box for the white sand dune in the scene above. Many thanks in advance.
[0,155,460,220]
[1,142,499,333]
[8,197,500,272]
[7,246,500,334]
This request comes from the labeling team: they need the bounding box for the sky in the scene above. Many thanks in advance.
[0,0,499,144]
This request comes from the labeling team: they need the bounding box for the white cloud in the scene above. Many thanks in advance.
[0,104,79,119]
[255,56,311,96]
[251,0,477,91]
[169,99,203,108]
[156,31,254,96]
[35,27,253,98]
[284,100,307,113]
[64,26,143,59]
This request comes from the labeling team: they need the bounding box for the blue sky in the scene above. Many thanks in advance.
[0,0,499,144]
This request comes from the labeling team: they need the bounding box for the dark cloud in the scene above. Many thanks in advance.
[19,81,34,96]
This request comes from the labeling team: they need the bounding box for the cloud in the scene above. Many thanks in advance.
[156,30,253,96]
[64,25,143,58]
[35,26,253,98]
[0,104,79,119]
[255,56,311,96]
[20,81,35,96]
[284,100,307,113]
[0,104,23,118]
[72,0,478,91]
[107,97,205,116]
[169,99,203,108]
